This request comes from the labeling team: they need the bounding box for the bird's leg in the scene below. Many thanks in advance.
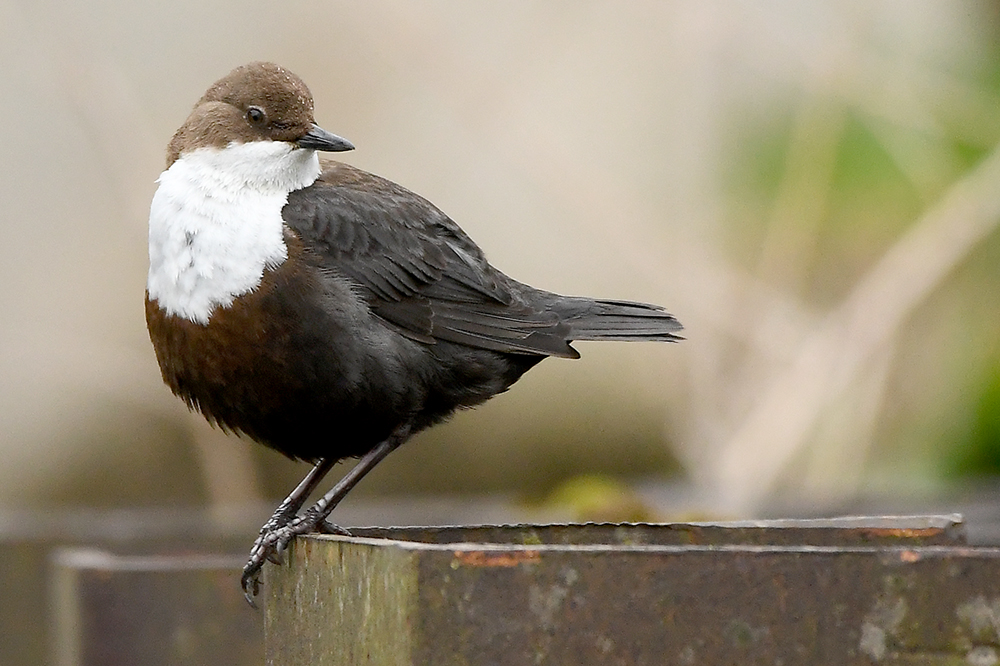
[241,425,411,604]
[264,457,338,539]
[293,425,410,534]
[241,457,335,604]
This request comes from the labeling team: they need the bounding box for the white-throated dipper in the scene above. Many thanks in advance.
[145,62,682,603]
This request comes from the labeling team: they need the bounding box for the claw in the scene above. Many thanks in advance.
[241,569,261,608]
[317,520,352,536]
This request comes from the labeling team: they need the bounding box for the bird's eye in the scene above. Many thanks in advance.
[246,106,266,125]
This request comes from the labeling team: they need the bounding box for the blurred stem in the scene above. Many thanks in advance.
[756,95,845,292]
[719,95,846,475]
[797,341,895,500]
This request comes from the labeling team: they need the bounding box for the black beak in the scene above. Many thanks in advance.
[297,124,355,152]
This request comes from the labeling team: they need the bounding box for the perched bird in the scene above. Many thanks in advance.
[145,62,682,602]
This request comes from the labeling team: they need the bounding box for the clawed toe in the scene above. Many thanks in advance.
[241,527,290,605]
[241,513,332,605]
[316,520,352,536]
[241,567,262,607]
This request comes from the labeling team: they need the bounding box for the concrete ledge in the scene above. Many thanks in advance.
[264,516,1000,665]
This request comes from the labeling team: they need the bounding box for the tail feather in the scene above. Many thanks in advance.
[562,298,683,343]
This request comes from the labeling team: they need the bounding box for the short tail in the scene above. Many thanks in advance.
[562,298,683,343]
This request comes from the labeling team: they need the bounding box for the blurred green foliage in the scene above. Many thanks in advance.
[947,364,1000,478]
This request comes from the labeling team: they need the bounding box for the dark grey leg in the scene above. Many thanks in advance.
[241,425,410,604]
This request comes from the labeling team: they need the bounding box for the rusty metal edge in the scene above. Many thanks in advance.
[305,536,1000,558]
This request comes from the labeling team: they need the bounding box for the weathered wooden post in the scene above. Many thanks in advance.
[264,516,1000,665]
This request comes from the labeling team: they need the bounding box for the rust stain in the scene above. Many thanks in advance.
[859,527,942,539]
[453,550,541,568]
[899,550,921,563]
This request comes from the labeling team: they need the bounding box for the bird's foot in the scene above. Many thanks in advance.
[240,511,352,606]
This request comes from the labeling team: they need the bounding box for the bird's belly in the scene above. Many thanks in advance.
[145,261,419,462]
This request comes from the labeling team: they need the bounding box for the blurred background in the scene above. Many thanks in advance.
[2,0,1000,525]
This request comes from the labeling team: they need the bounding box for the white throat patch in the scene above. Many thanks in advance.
[147,141,321,324]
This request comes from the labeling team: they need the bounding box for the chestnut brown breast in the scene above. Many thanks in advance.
[144,234,421,462]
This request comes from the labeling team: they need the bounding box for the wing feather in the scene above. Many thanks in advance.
[282,162,578,357]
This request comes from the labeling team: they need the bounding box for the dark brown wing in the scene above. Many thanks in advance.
[282,161,581,358]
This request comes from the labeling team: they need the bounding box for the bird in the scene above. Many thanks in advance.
[144,62,682,603]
